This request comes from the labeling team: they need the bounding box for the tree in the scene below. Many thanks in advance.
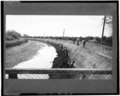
[5,30,21,41]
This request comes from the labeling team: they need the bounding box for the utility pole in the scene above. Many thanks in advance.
[63,28,65,37]
[101,15,106,44]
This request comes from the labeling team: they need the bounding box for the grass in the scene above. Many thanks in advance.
[29,38,112,70]
[5,40,45,68]
[5,38,28,48]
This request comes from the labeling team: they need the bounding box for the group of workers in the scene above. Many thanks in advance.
[57,38,87,68]
[73,38,87,47]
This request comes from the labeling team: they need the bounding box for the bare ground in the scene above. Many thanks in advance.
[34,38,112,70]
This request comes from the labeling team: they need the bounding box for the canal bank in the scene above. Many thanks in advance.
[6,38,73,69]
[5,40,45,68]
[29,39,74,68]
[46,42,73,68]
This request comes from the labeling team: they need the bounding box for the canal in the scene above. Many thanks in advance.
[13,43,57,69]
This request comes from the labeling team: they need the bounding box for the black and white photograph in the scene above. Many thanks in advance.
[2,1,119,95]
[5,15,112,79]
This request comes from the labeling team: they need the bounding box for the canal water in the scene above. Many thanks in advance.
[13,43,57,69]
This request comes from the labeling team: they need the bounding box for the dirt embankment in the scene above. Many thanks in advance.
[29,39,74,68]
[29,38,112,70]
[45,42,74,68]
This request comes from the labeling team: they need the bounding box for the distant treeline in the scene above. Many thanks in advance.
[27,36,112,47]
[5,30,28,48]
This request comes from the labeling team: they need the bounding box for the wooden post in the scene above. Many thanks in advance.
[101,15,106,44]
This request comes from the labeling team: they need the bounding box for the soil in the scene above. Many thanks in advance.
[39,41,73,68]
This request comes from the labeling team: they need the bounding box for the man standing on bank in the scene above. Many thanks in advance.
[77,38,79,46]
[83,40,87,47]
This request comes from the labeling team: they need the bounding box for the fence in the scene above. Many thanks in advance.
[5,68,112,79]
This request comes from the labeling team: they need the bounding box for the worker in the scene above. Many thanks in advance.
[77,38,79,46]
[83,40,87,47]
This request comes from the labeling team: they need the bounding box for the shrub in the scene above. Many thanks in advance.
[5,35,15,41]
[5,30,21,41]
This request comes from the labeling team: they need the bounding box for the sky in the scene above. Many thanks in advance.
[6,15,112,37]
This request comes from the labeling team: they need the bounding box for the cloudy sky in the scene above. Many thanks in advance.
[6,15,112,37]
